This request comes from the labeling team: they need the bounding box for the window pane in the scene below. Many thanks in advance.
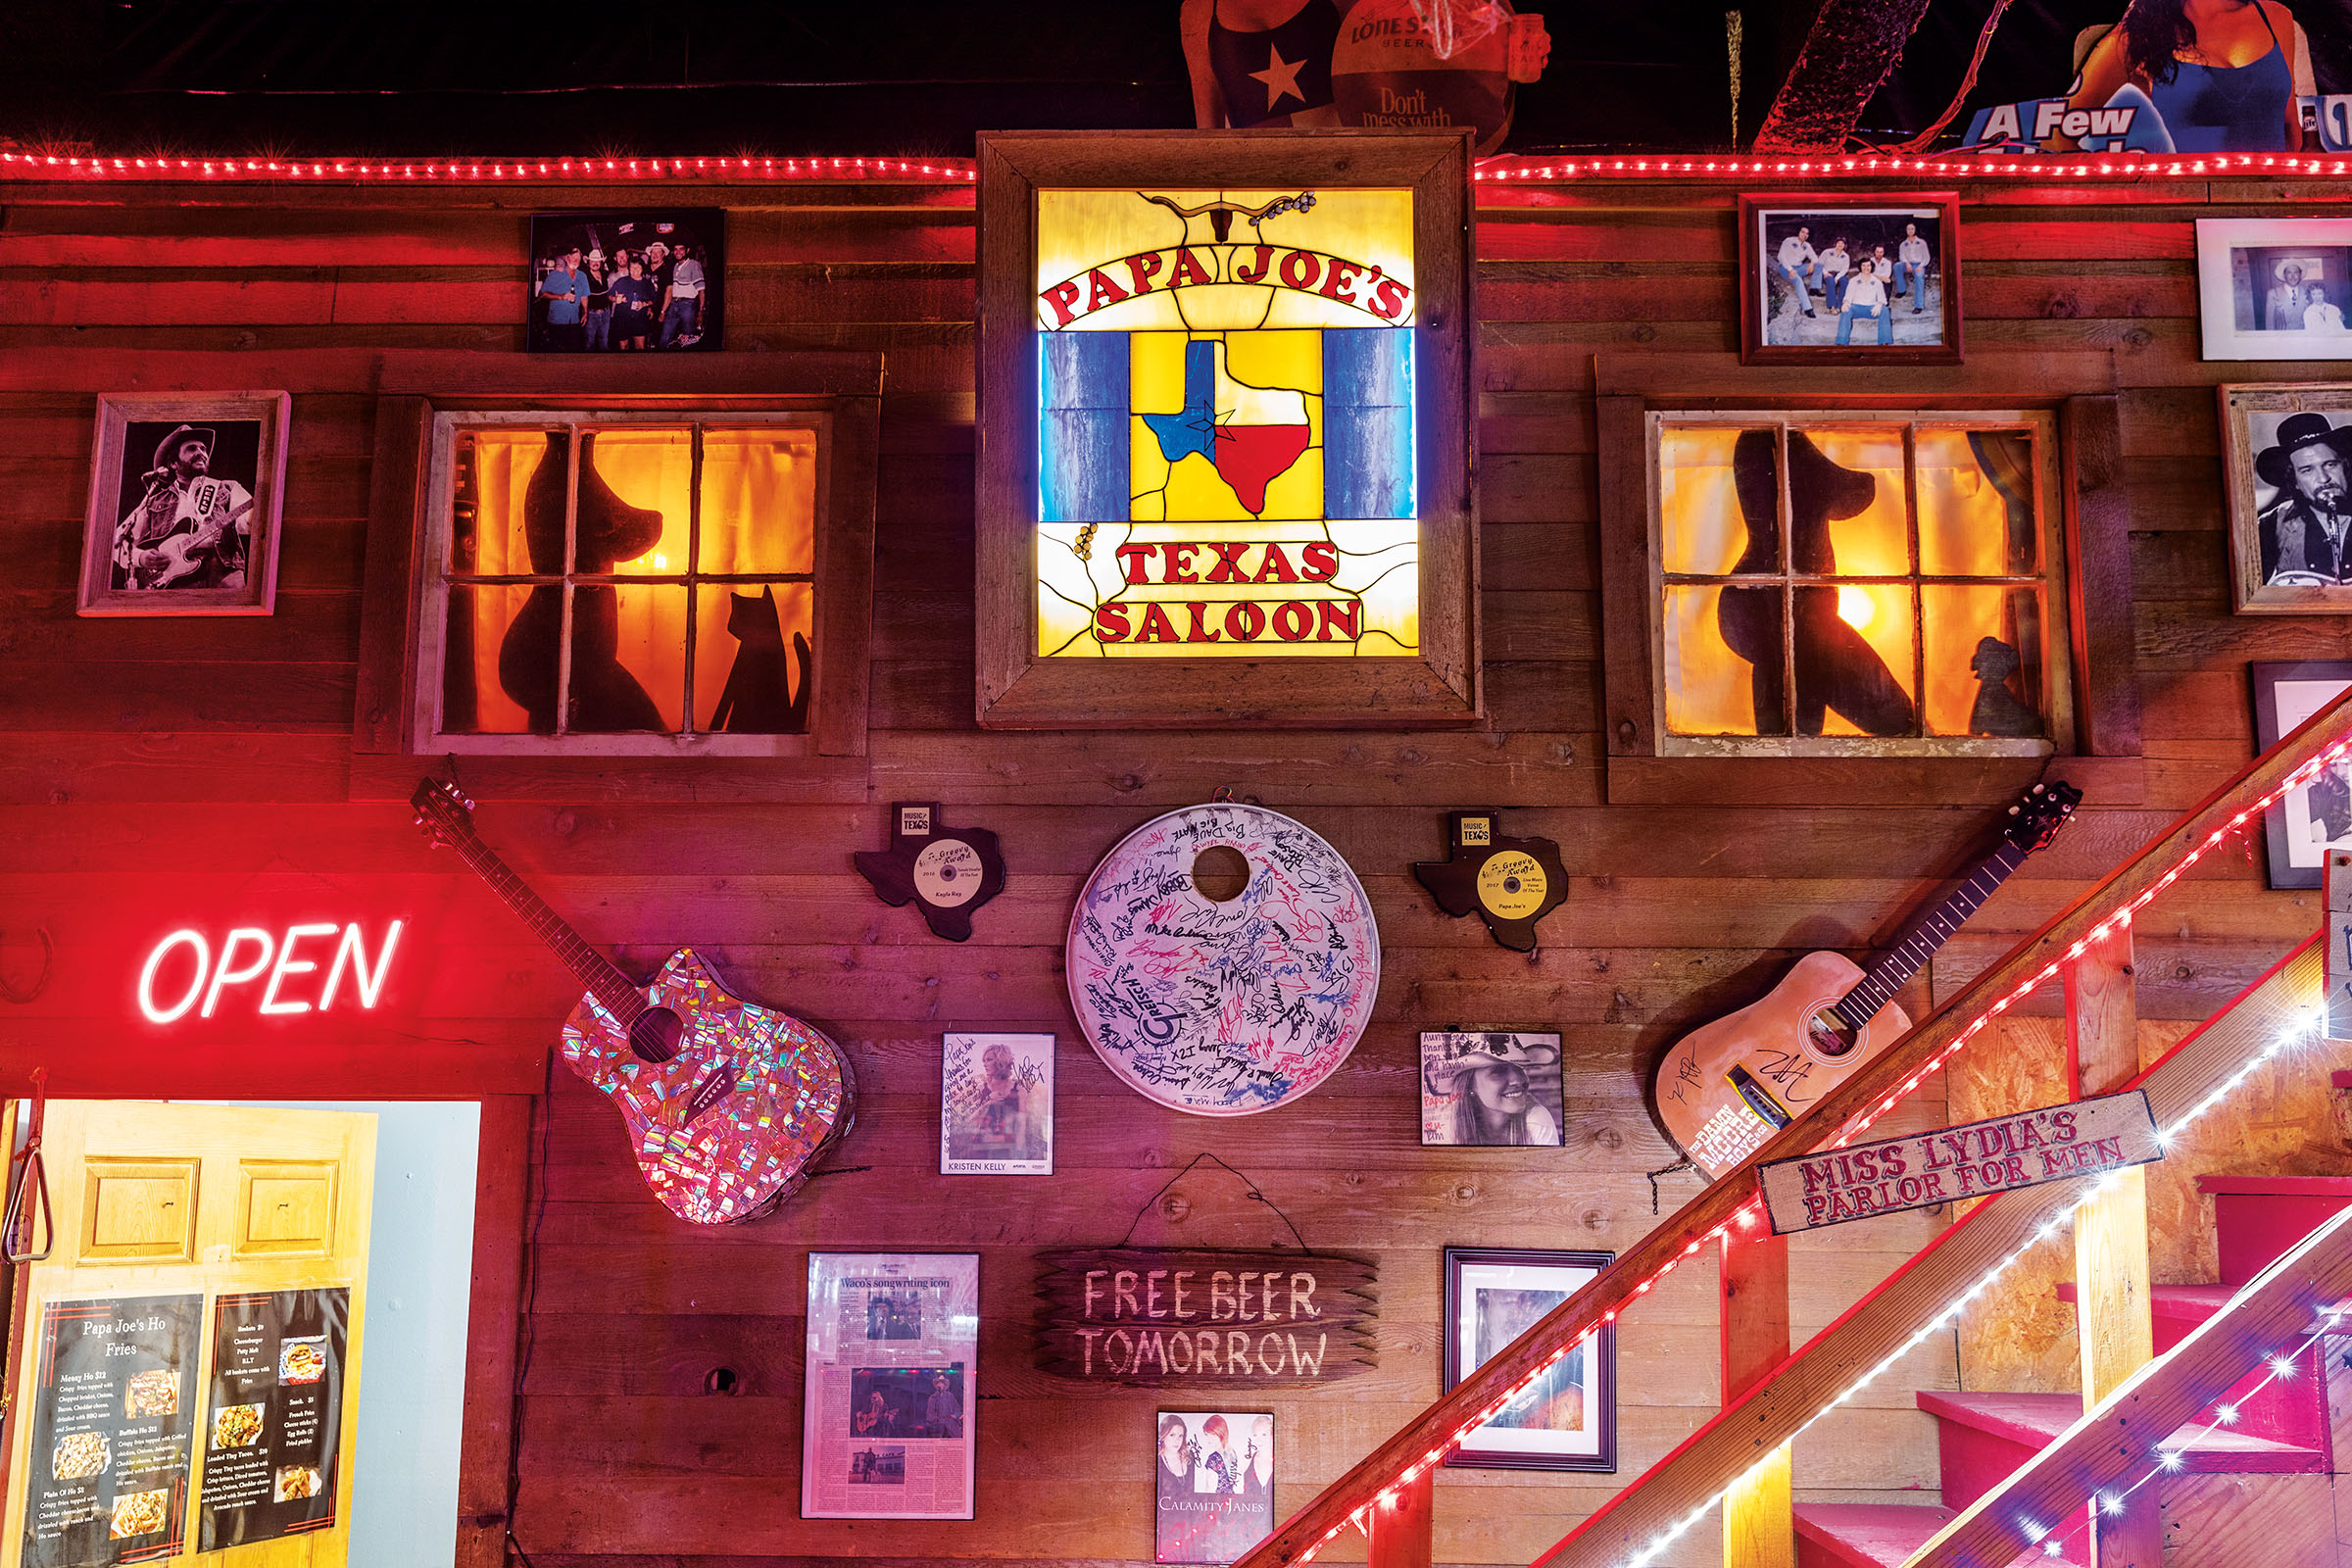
[1923,585,2044,737]
[701,427,817,575]
[1659,426,1773,576]
[567,585,685,732]
[1665,583,1787,736]
[577,428,691,575]
[1792,584,1916,737]
[1918,429,2036,576]
[1801,428,1910,577]
[452,430,552,576]
[441,583,540,733]
[695,582,814,733]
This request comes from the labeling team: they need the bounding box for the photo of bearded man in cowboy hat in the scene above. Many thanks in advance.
[1419,1032,1565,1147]
[2254,411,2352,587]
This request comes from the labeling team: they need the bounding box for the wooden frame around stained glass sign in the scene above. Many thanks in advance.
[974,130,1480,728]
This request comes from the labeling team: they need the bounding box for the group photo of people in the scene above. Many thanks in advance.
[527,210,723,353]
[1758,207,1947,347]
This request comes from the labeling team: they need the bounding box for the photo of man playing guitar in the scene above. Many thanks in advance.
[113,421,256,592]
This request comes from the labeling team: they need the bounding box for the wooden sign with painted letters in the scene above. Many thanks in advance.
[1759,1090,2162,1235]
[1032,1250,1376,1388]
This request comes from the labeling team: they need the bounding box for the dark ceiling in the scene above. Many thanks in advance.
[2,2,1805,157]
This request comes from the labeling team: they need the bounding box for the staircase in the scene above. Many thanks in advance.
[1792,1175,2352,1568]
[1238,690,2352,1568]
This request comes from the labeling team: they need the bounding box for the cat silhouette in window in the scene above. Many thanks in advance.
[1717,430,1915,737]
[499,430,666,733]
[709,586,812,733]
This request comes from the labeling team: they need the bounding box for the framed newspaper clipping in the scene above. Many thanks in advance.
[802,1252,979,1520]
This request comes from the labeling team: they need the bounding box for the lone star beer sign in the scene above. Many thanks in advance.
[976,131,1476,728]
[1034,186,1418,659]
[1759,1090,2162,1235]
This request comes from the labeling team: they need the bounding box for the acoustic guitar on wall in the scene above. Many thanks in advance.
[1653,782,2082,1178]
[412,777,855,1224]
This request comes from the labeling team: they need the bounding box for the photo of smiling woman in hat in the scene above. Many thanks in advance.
[78,393,288,616]
[1419,1031,1564,1147]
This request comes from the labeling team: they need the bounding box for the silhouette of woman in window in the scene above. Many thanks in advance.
[1717,430,1914,738]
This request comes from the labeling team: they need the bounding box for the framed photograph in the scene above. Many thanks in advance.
[2196,219,2352,362]
[527,210,724,353]
[1420,1031,1564,1147]
[802,1252,978,1520]
[79,392,289,616]
[1154,1410,1274,1565]
[940,1032,1054,1174]
[2221,384,2352,612]
[1738,193,1962,365]
[2253,661,2352,890]
[974,129,1480,728]
[1442,1247,1615,1471]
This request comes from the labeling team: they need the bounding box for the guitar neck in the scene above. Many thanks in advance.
[442,826,645,1022]
[1832,839,2031,1031]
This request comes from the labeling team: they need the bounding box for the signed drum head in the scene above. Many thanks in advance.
[1066,802,1380,1116]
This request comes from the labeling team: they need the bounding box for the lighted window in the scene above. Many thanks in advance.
[1653,413,2064,755]
[1033,186,1418,658]
[420,413,818,753]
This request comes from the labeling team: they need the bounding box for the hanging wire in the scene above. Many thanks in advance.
[1118,1152,1316,1255]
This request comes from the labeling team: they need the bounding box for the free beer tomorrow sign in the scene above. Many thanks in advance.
[1033,187,1418,658]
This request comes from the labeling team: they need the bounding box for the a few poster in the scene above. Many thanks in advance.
[1154,1410,1275,1565]
[940,1033,1054,1174]
[802,1253,978,1520]
[19,1293,202,1568]
[196,1289,350,1549]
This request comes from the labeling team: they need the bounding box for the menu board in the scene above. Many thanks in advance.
[196,1289,349,1550]
[20,1293,202,1568]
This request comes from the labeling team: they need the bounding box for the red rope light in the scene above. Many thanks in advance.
[3,148,2350,184]
[1287,729,2352,1564]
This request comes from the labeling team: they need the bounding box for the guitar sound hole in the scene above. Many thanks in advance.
[630,1006,685,1063]
[1807,1008,1861,1059]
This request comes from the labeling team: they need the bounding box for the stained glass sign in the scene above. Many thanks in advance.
[1035,187,1419,659]
[975,131,1476,728]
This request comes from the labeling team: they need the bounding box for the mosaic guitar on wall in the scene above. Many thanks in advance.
[1066,802,1380,1116]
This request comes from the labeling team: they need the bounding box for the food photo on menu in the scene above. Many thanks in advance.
[197,1287,352,1551]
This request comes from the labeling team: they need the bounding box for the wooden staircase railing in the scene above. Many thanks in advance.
[1240,688,2352,1568]
[1904,1181,2352,1568]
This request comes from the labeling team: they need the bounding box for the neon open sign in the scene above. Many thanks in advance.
[137,922,405,1023]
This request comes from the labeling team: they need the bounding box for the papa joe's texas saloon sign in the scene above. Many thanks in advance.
[1759,1090,2162,1235]
[1034,1250,1377,1388]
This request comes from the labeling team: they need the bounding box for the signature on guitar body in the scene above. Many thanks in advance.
[413,777,854,1225]
[1653,782,2082,1178]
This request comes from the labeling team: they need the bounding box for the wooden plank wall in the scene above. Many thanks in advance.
[0,172,2341,1567]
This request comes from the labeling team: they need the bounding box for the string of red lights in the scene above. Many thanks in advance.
[4,148,2350,184]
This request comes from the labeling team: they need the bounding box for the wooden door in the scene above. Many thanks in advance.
[0,1101,375,1568]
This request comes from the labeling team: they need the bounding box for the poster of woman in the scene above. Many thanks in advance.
[1154,1411,1274,1565]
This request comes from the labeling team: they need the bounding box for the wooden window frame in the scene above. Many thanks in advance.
[1594,354,2141,807]
[353,353,879,784]
[973,129,1480,729]
[1646,407,2072,760]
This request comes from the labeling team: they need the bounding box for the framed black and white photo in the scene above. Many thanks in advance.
[802,1252,978,1520]
[1739,194,1962,365]
[1152,1410,1274,1565]
[1419,1031,1564,1147]
[939,1032,1054,1175]
[1443,1248,1615,1472]
[79,393,289,616]
[2222,385,2352,612]
[2253,661,2352,890]
[2197,219,2352,361]
[528,210,724,353]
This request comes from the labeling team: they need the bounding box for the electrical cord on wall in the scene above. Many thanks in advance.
[503,1047,555,1568]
